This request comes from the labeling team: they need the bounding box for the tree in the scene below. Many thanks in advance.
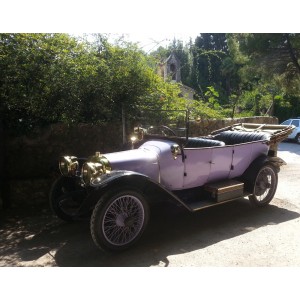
[237,33,300,94]
[0,33,186,135]
[191,34,229,101]
[0,33,94,133]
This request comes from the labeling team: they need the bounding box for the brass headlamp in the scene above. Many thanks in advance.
[82,152,111,184]
[59,156,79,176]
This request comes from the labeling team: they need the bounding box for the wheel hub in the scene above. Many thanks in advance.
[255,172,271,195]
[115,213,127,227]
[115,214,135,227]
[124,216,135,227]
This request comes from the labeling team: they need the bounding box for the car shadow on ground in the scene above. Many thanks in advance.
[1,198,299,267]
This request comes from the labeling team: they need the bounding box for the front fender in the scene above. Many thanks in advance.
[77,171,191,215]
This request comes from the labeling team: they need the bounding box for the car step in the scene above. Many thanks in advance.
[178,180,250,212]
[186,193,251,212]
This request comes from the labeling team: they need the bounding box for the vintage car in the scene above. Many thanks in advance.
[49,112,294,252]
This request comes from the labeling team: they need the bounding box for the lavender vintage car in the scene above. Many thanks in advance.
[49,114,294,252]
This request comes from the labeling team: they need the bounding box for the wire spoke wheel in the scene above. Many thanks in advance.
[102,195,145,246]
[91,189,149,252]
[249,164,278,207]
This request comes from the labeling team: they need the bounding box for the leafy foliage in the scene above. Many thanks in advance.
[1,34,94,132]
[0,34,181,135]
[2,33,300,137]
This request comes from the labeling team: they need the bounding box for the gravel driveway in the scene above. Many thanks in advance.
[0,142,300,267]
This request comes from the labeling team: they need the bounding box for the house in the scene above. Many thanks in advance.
[158,51,195,100]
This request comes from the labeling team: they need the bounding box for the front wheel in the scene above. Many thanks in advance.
[295,134,300,144]
[49,176,86,221]
[90,189,149,252]
[248,164,278,207]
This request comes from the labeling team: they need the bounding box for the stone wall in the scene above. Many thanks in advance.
[0,116,278,209]
[1,123,123,208]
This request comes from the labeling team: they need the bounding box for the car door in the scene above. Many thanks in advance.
[183,145,234,188]
[183,148,212,189]
[207,146,233,183]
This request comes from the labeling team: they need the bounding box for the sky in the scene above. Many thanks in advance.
[88,32,199,53]
[124,32,198,52]
[2,1,299,40]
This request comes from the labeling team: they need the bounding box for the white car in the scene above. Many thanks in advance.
[281,118,300,143]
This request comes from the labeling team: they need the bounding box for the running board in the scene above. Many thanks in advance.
[186,193,251,212]
[170,180,251,212]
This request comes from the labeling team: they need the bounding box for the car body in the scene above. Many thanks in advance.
[49,113,294,252]
[280,118,300,143]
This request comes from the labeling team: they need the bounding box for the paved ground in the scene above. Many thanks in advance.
[0,142,300,267]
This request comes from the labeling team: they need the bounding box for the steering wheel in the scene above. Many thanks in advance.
[147,125,177,136]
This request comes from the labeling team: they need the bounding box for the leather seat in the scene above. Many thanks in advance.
[213,131,270,145]
[185,138,225,148]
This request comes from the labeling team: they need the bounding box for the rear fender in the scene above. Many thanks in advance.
[241,155,283,192]
[267,156,286,169]
[77,171,190,215]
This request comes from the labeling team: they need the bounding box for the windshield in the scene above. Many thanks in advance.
[133,110,188,138]
[281,120,291,125]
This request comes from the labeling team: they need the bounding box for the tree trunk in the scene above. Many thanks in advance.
[0,120,10,209]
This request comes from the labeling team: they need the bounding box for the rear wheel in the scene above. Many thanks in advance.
[295,134,300,144]
[249,164,278,207]
[90,189,149,252]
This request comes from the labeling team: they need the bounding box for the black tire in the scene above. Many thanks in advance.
[49,176,86,221]
[248,163,278,207]
[90,188,149,252]
[295,134,300,144]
